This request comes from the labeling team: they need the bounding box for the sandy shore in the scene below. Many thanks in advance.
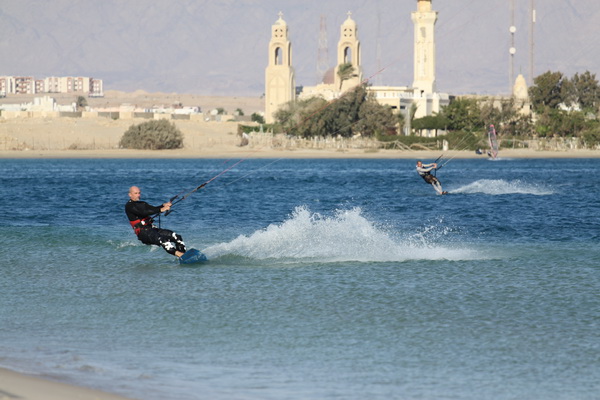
[1,91,599,159]
[0,117,598,160]
[1,147,599,160]
[0,367,136,400]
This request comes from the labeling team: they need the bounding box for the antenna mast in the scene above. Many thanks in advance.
[375,8,382,86]
[509,0,516,93]
[316,15,329,84]
[529,0,536,84]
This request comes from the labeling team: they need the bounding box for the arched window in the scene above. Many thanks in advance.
[344,47,352,64]
[275,47,283,65]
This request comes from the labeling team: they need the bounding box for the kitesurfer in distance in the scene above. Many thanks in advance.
[416,161,447,195]
[125,186,186,258]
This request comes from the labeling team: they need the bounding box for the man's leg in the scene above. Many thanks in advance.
[431,178,443,195]
[156,228,186,257]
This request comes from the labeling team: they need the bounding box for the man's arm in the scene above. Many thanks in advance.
[418,163,437,173]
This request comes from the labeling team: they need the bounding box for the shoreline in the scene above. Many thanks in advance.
[0,366,136,400]
[0,148,599,159]
[1,105,598,160]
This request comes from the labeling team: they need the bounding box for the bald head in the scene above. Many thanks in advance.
[129,186,141,201]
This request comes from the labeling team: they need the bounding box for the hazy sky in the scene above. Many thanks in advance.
[1,0,597,96]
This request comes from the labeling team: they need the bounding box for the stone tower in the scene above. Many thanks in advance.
[411,0,437,95]
[333,12,363,92]
[513,73,531,115]
[265,12,295,123]
[513,74,528,101]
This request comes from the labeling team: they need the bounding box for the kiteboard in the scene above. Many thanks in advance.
[179,248,208,265]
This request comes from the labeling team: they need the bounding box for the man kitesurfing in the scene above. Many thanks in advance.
[123,161,241,264]
[125,186,187,258]
[416,160,447,195]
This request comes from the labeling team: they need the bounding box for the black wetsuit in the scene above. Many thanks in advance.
[125,200,186,256]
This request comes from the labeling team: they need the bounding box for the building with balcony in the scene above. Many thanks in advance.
[0,75,104,97]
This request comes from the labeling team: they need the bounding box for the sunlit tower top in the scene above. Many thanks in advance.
[412,0,437,95]
[333,11,363,91]
[265,12,296,123]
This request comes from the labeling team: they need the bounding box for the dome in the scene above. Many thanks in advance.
[274,11,287,26]
[322,67,335,84]
[342,12,357,28]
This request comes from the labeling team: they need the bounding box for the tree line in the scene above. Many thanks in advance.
[117,70,600,150]
[269,70,600,148]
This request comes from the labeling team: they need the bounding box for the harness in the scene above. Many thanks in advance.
[129,217,154,236]
[417,167,437,185]
[421,173,437,184]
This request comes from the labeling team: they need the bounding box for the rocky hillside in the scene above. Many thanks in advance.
[1,0,597,96]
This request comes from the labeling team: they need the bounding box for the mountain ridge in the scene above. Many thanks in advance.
[1,0,598,96]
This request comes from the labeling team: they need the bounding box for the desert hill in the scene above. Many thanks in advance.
[1,0,598,96]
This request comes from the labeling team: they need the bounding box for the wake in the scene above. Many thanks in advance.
[203,206,484,263]
[451,179,554,195]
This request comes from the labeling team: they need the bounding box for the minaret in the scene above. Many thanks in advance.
[265,12,295,124]
[411,0,437,95]
[513,74,529,101]
[513,73,531,115]
[333,12,363,92]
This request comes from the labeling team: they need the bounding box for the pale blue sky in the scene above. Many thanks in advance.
[1,0,597,96]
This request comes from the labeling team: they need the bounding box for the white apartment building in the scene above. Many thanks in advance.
[0,75,103,96]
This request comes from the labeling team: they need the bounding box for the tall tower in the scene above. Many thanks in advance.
[375,6,383,86]
[333,12,363,92]
[509,0,516,93]
[529,0,536,84]
[265,12,295,124]
[411,0,438,95]
[316,15,329,84]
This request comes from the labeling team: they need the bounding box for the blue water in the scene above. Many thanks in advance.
[0,157,598,400]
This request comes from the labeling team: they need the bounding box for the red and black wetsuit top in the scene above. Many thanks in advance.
[125,200,162,235]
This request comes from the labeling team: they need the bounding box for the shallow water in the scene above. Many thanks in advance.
[1,158,598,399]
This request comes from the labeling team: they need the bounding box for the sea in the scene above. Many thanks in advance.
[0,157,598,400]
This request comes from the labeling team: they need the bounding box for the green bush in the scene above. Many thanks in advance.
[251,112,265,124]
[119,120,184,150]
[581,126,600,148]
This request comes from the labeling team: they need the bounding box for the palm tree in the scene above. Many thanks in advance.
[337,62,356,90]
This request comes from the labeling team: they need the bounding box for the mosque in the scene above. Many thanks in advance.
[264,0,530,132]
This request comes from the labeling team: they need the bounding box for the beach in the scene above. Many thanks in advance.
[1,148,600,159]
[0,115,598,160]
[0,367,135,400]
[1,91,599,160]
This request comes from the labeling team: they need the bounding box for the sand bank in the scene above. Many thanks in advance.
[1,91,598,159]
[0,111,598,160]
[0,367,136,400]
[0,147,599,160]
